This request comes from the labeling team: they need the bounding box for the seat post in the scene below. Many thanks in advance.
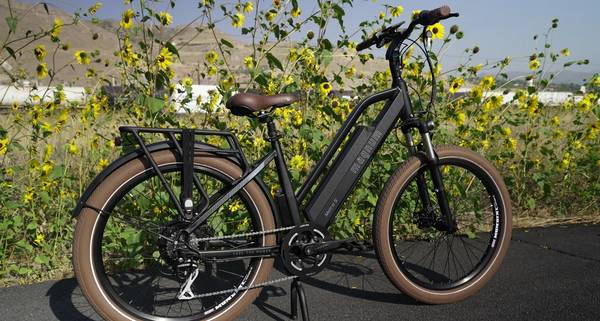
[258,112,303,225]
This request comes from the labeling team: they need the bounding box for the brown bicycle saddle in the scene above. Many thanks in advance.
[225,92,300,116]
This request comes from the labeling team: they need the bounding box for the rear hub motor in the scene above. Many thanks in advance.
[158,221,213,279]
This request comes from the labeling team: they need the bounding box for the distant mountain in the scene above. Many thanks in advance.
[0,1,119,85]
[1,1,389,88]
[503,70,597,85]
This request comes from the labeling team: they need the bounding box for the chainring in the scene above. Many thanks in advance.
[281,224,332,277]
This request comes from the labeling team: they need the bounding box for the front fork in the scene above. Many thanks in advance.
[404,122,457,233]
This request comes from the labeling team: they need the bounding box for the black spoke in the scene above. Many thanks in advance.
[88,165,266,319]
[388,158,503,290]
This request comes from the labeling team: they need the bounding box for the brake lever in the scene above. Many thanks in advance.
[382,21,405,33]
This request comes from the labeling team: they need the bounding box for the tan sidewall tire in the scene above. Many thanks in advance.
[374,145,512,304]
[73,150,276,321]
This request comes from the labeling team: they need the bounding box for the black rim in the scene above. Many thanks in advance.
[90,163,265,320]
[388,156,504,291]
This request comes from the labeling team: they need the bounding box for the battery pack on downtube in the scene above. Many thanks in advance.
[305,92,405,228]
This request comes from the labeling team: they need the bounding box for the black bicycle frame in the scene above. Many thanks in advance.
[113,35,457,261]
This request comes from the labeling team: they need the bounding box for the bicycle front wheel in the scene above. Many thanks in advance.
[73,149,276,321]
[374,145,512,304]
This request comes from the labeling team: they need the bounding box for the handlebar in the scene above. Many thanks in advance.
[413,5,458,26]
[356,5,459,52]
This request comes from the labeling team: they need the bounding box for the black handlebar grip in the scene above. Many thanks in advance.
[356,37,377,51]
[417,5,451,26]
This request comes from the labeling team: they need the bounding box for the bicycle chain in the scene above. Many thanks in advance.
[191,225,294,244]
[178,225,296,299]
[179,274,298,299]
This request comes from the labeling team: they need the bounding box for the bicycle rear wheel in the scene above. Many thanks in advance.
[374,145,512,304]
[73,149,276,320]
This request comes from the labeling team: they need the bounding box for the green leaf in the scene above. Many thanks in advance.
[26,222,38,231]
[320,49,333,67]
[332,4,345,31]
[367,194,378,206]
[50,165,66,179]
[265,52,283,71]
[164,42,180,60]
[34,255,50,265]
[18,267,30,275]
[5,17,17,34]
[39,191,51,204]
[4,46,16,60]
[16,239,33,252]
[13,215,23,227]
[526,197,536,209]
[220,39,234,48]
[136,94,164,114]
[254,73,268,87]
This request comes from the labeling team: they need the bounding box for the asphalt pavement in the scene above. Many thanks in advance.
[1,224,599,321]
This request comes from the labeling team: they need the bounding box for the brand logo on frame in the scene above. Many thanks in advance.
[350,129,383,174]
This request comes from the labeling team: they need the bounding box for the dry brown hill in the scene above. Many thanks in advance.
[0,1,119,85]
[1,1,387,88]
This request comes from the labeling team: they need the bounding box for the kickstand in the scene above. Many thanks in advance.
[290,279,310,321]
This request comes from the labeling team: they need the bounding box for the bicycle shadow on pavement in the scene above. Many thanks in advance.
[45,252,420,321]
[46,278,100,321]
[252,251,421,319]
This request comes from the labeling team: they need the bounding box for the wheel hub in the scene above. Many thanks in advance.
[157,221,214,279]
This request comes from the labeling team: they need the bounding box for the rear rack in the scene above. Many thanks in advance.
[118,126,249,219]
[118,126,249,170]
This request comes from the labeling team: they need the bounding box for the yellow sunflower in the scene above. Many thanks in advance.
[319,82,332,96]
[158,11,173,26]
[67,139,79,155]
[291,7,301,18]
[182,76,193,87]
[205,50,219,64]
[290,155,306,171]
[120,9,135,30]
[265,10,277,22]
[207,66,217,76]
[529,58,540,71]
[220,74,235,89]
[480,75,495,90]
[427,23,445,40]
[449,77,464,94]
[390,6,404,17]
[74,50,91,65]
[156,47,173,70]
[98,158,109,169]
[243,2,254,13]
[51,17,63,40]
[34,45,46,62]
[411,10,422,20]
[88,2,102,15]
[231,12,245,28]
[244,56,255,69]
[36,63,48,79]
[0,137,8,155]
